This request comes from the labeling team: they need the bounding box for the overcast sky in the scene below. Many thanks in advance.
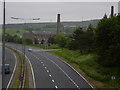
[0,1,119,24]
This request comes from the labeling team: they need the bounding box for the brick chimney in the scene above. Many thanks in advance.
[57,14,60,34]
[111,6,114,17]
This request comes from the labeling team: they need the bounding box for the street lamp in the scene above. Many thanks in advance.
[11,17,40,89]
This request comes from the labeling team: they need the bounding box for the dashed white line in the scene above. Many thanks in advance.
[47,70,49,72]
[41,62,43,63]
[52,80,55,82]
[45,67,47,69]
[43,64,45,66]
[49,74,52,77]
[55,86,58,88]
[39,54,80,89]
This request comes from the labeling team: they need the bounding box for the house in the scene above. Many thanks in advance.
[23,30,56,44]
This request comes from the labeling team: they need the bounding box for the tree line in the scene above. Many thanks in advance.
[53,15,120,67]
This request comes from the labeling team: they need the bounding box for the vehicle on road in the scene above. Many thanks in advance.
[28,48,32,52]
[4,64,10,74]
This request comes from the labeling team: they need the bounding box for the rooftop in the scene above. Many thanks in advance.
[32,30,56,35]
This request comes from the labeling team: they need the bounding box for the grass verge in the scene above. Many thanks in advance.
[49,49,120,88]
[24,59,29,88]
[7,47,22,88]
[7,47,29,88]
[28,44,60,49]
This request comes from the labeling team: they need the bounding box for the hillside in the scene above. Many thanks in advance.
[5,19,99,29]
[1,19,100,35]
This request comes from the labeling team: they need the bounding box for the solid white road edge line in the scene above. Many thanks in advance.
[39,54,80,89]
[55,55,95,89]
[6,53,17,89]
[25,56,36,89]
[13,48,36,89]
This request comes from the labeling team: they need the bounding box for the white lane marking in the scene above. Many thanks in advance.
[49,74,52,77]
[52,80,55,82]
[41,62,43,64]
[45,67,47,69]
[6,53,17,89]
[25,55,36,88]
[55,86,58,88]
[39,54,80,89]
[17,49,36,88]
[55,56,94,88]
[47,70,49,72]
[43,64,45,66]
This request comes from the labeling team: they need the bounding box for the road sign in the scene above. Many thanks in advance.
[19,76,24,81]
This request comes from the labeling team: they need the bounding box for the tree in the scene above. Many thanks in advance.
[25,38,33,45]
[103,13,107,19]
[71,27,88,53]
[34,38,39,44]
[95,16,120,67]
[48,36,55,44]
[54,33,67,48]
[5,33,14,42]
[86,24,94,52]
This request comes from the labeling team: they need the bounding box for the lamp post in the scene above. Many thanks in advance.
[11,17,40,89]
[2,0,5,89]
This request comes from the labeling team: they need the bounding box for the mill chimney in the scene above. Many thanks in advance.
[57,14,60,34]
[111,6,114,17]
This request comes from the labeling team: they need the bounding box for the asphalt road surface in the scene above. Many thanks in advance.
[2,48,16,89]
[7,44,93,89]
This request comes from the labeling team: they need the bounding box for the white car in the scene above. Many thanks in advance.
[28,48,32,52]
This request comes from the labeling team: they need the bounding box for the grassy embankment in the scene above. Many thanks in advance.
[49,49,120,88]
[29,44,60,49]
[7,47,29,88]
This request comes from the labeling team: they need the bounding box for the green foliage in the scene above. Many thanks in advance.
[95,16,120,67]
[50,49,120,88]
[15,38,22,44]
[68,26,94,54]
[5,33,14,42]
[54,33,67,48]
[34,38,39,44]
[25,38,33,45]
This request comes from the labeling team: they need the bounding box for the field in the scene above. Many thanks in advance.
[5,29,28,35]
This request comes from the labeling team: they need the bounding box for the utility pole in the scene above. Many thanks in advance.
[2,0,5,89]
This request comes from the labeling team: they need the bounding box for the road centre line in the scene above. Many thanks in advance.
[55,86,58,88]
[52,80,55,82]
[47,70,49,72]
[49,74,52,77]
[39,53,80,89]
[28,52,59,88]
